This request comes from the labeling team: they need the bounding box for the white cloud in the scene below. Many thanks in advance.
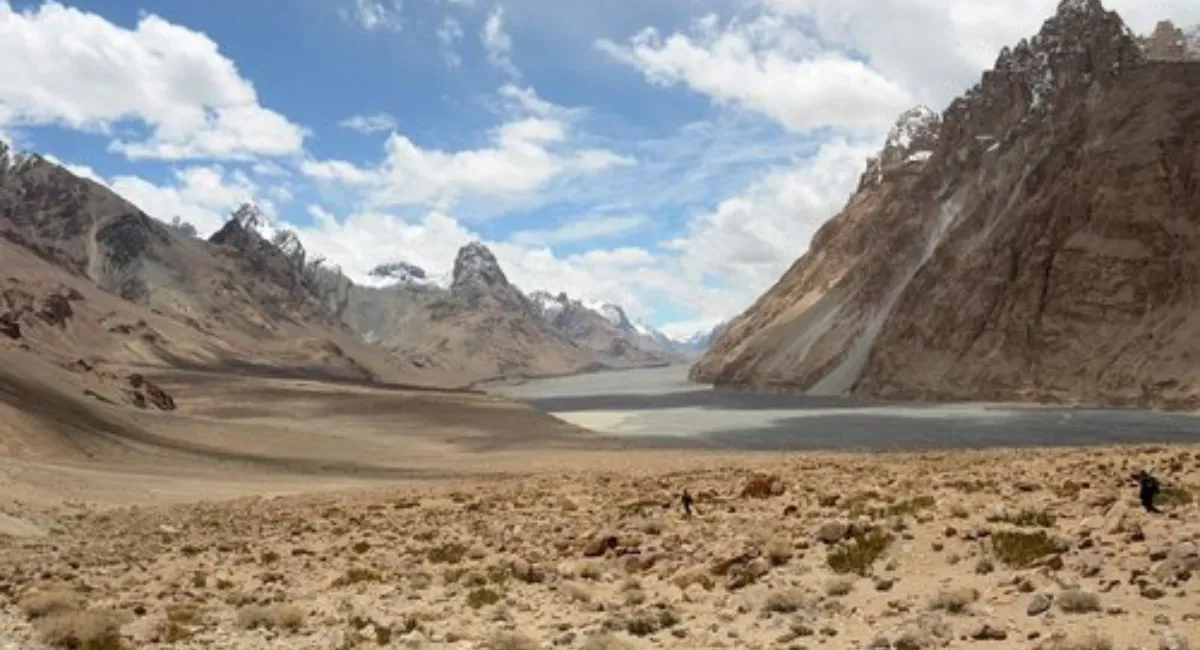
[751,0,1200,109]
[437,17,465,67]
[509,214,648,247]
[665,137,878,318]
[598,13,913,134]
[339,112,398,134]
[341,0,403,32]
[482,5,519,78]
[301,87,630,213]
[0,1,306,161]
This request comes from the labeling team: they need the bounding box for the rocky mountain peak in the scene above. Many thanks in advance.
[859,105,941,189]
[1139,20,1200,61]
[936,0,1141,163]
[369,261,429,284]
[0,141,37,176]
[452,241,508,291]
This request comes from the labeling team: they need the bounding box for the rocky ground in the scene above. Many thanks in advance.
[0,444,1197,650]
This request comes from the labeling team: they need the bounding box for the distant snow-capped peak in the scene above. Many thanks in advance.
[366,261,450,289]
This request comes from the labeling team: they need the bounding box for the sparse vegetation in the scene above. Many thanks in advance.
[37,609,125,650]
[427,542,469,564]
[332,566,382,587]
[235,603,304,632]
[1003,508,1056,527]
[928,587,978,614]
[764,588,808,613]
[1057,589,1101,613]
[1158,485,1194,507]
[827,527,893,575]
[20,589,83,620]
[466,587,502,609]
[484,631,542,650]
[990,530,1058,568]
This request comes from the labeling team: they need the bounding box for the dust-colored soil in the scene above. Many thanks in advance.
[1,395,1197,650]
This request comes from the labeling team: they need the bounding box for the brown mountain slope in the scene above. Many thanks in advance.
[692,0,1200,409]
[0,144,459,388]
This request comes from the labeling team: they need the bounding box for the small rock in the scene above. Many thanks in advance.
[1027,594,1052,616]
[969,622,1008,641]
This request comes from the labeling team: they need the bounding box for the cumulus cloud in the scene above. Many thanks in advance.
[665,137,878,312]
[339,112,398,134]
[301,87,630,213]
[598,13,913,134]
[752,0,1200,108]
[0,1,306,161]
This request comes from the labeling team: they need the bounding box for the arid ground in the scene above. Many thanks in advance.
[2,367,1199,650]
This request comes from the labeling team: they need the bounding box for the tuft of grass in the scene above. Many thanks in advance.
[827,527,893,575]
[1003,509,1056,527]
[928,587,979,614]
[763,589,808,613]
[766,538,794,566]
[622,608,681,637]
[1052,480,1082,498]
[19,590,84,620]
[824,577,855,597]
[1158,485,1194,507]
[236,603,304,632]
[1040,633,1114,650]
[37,609,125,650]
[990,530,1057,568]
[1057,589,1101,613]
[466,588,502,609]
[332,567,381,587]
[426,543,468,565]
[483,631,542,650]
[581,633,635,650]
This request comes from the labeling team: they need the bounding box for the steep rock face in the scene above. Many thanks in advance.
[692,0,1200,408]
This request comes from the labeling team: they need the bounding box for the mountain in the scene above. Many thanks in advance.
[0,143,462,419]
[1139,20,1200,61]
[691,0,1200,409]
[344,243,601,382]
[528,290,685,366]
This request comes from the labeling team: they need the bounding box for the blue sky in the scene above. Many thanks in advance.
[2,0,1196,336]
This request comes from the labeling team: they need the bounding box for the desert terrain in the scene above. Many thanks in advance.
[2,365,1199,650]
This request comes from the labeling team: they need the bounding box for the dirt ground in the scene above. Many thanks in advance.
[1,369,1198,650]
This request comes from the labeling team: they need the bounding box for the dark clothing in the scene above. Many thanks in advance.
[1135,472,1161,513]
[681,490,694,517]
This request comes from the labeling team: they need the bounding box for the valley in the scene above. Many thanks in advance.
[0,1,1199,649]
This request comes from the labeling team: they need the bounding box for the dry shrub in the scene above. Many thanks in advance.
[827,527,892,575]
[20,589,83,620]
[766,538,794,566]
[990,530,1057,568]
[741,473,785,499]
[824,577,855,597]
[581,633,635,650]
[928,587,979,614]
[764,588,808,613]
[1057,589,1101,613]
[38,609,125,650]
[236,603,305,632]
[484,631,542,650]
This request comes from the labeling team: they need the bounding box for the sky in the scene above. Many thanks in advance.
[0,0,1197,338]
